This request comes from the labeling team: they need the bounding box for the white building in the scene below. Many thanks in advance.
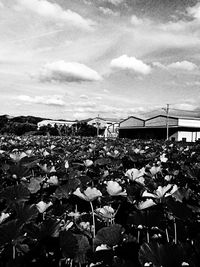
[87,117,121,137]
[119,115,200,142]
[37,120,77,129]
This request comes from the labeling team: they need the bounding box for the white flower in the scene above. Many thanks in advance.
[164,175,172,181]
[160,153,168,163]
[47,176,59,185]
[182,262,189,266]
[43,150,50,157]
[150,165,162,176]
[96,244,110,251]
[106,181,127,196]
[10,151,27,162]
[142,184,178,199]
[144,262,152,267]
[125,167,145,184]
[73,187,102,202]
[84,159,93,167]
[95,206,115,220]
[65,160,69,169]
[36,201,53,213]
[137,199,156,210]
[0,212,10,224]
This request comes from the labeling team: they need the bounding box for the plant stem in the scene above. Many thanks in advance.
[166,228,169,243]
[90,201,96,237]
[137,230,140,243]
[147,229,150,243]
[13,245,16,260]
[174,218,177,244]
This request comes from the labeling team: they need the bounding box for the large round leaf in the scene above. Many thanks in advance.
[0,184,30,205]
[0,220,20,246]
[139,242,186,267]
[60,230,78,258]
[94,224,124,248]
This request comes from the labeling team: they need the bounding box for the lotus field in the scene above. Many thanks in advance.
[0,135,200,267]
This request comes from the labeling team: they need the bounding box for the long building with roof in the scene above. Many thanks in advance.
[119,114,200,142]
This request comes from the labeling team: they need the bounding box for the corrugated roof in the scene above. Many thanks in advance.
[139,109,200,119]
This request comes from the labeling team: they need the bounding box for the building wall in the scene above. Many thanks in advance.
[120,117,144,128]
[37,120,76,128]
[145,116,178,127]
[177,131,200,142]
[178,119,200,127]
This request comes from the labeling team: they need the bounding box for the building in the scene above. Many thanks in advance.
[37,119,77,129]
[119,114,200,142]
[87,117,121,137]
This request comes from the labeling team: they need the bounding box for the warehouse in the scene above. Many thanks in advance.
[119,115,200,142]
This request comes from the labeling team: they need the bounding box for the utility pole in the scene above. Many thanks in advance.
[162,104,170,140]
[166,104,169,140]
[96,114,100,137]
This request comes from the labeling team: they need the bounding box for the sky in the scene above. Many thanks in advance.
[1,0,200,120]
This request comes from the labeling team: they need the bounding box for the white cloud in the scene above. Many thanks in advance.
[94,96,102,100]
[105,0,124,5]
[0,1,4,8]
[80,94,89,99]
[71,101,96,108]
[38,60,102,83]
[187,3,200,20]
[99,7,119,16]
[131,15,145,26]
[17,95,65,106]
[167,61,198,71]
[17,0,95,30]
[152,62,166,69]
[153,61,198,71]
[110,55,151,75]
[172,103,197,111]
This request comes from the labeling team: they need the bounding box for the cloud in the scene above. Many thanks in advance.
[38,60,102,83]
[105,0,124,5]
[99,7,119,16]
[187,3,200,20]
[153,60,198,71]
[0,1,4,8]
[167,61,198,71]
[71,101,96,108]
[17,95,65,106]
[80,94,89,99]
[17,0,95,30]
[110,55,151,75]
[131,15,145,26]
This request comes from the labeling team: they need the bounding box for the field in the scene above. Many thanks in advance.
[0,135,200,267]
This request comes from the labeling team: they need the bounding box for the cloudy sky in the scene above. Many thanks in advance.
[1,0,200,120]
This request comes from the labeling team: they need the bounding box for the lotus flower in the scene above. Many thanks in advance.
[73,187,102,202]
[38,163,56,173]
[43,150,50,157]
[137,199,156,210]
[150,165,162,176]
[106,181,127,196]
[160,153,168,163]
[96,244,111,251]
[142,184,178,199]
[65,160,69,169]
[125,167,145,185]
[36,201,53,213]
[0,212,10,224]
[95,206,115,220]
[84,159,93,167]
[10,151,27,162]
[47,175,59,185]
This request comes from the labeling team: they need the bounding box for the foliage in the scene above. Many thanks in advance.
[0,135,199,266]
